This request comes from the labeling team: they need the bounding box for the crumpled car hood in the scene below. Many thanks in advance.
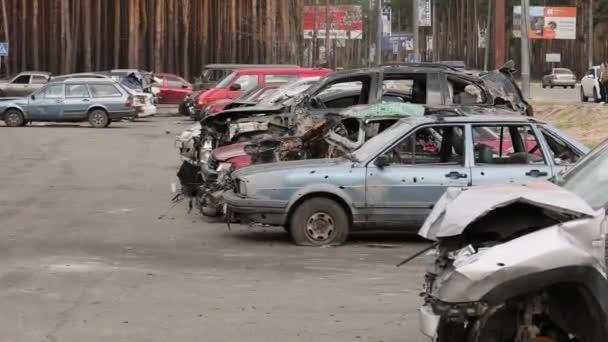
[212,143,247,162]
[419,181,596,241]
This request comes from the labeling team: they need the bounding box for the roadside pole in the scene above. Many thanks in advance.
[483,0,492,71]
[376,0,382,66]
[413,0,419,62]
[520,0,531,99]
[588,0,593,68]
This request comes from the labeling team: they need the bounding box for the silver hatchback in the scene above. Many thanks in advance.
[0,78,136,128]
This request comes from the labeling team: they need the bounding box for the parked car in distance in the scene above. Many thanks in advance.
[52,73,156,118]
[542,68,576,88]
[0,71,51,97]
[193,64,300,90]
[580,65,602,102]
[0,78,135,128]
[153,73,192,104]
[191,67,333,112]
[225,113,588,246]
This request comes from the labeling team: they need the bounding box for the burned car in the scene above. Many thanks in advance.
[417,139,608,342]
[192,103,425,216]
[225,112,588,246]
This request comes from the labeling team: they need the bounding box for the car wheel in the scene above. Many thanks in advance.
[290,197,349,246]
[104,119,112,128]
[571,85,576,89]
[4,109,25,127]
[88,109,109,128]
[593,88,601,103]
[550,84,554,88]
[581,87,589,102]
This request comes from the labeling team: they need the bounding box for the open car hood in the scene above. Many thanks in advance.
[481,61,532,116]
[419,181,596,241]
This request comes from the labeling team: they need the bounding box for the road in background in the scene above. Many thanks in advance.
[530,82,580,103]
[0,117,429,342]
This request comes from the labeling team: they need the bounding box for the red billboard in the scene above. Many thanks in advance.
[303,5,363,40]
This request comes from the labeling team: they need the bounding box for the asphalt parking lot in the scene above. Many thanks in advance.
[0,115,429,342]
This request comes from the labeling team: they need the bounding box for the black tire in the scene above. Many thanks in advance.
[542,82,546,89]
[290,197,349,246]
[550,84,554,89]
[88,109,109,128]
[563,86,567,89]
[4,109,25,127]
[593,88,601,103]
[571,85,575,89]
[581,87,589,102]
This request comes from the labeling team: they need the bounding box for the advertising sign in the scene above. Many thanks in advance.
[513,6,576,40]
[417,0,432,27]
[546,53,561,63]
[303,5,363,40]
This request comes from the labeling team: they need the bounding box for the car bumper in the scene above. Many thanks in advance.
[109,110,136,120]
[224,190,287,226]
[551,79,576,86]
[418,304,440,340]
[136,104,157,117]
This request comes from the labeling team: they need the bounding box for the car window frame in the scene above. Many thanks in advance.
[12,74,31,84]
[31,75,48,84]
[39,83,65,99]
[65,83,91,98]
[470,123,549,167]
[366,122,471,168]
[87,83,123,98]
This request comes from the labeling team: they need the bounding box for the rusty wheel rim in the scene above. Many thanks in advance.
[305,212,335,242]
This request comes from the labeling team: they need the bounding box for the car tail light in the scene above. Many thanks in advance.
[198,98,210,105]
[125,96,133,108]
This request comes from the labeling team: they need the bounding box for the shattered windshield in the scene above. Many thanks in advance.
[560,140,608,210]
[257,77,320,106]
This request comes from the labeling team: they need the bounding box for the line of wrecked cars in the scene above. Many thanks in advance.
[175,61,539,223]
[174,61,608,340]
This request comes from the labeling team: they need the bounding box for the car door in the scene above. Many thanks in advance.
[28,84,65,121]
[7,74,31,96]
[365,124,471,229]
[581,68,595,97]
[165,75,191,103]
[63,83,91,120]
[470,123,553,186]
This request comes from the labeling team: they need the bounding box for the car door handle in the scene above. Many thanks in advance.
[445,171,468,179]
[82,99,90,102]
[525,169,548,177]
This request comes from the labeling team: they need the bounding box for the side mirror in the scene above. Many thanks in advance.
[31,94,36,100]
[554,158,563,166]
[374,155,389,168]
[182,84,189,89]
[229,83,241,91]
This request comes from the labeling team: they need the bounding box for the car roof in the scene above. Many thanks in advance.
[20,71,52,76]
[324,64,469,80]
[204,64,300,70]
[231,67,330,73]
[410,112,541,125]
[53,78,118,84]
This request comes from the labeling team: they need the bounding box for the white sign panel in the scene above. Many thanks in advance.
[546,53,561,63]
[418,0,432,27]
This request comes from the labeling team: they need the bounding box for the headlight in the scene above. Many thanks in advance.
[236,179,247,195]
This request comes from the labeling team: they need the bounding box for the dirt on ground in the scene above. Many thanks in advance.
[535,102,608,147]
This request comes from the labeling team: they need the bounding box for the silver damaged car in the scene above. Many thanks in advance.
[417,139,608,341]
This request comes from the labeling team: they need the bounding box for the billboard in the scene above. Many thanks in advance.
[513,6,576,40]
[417,0,432,27]
[303,5,363,40]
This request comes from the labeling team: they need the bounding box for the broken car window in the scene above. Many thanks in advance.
[472,125,545,165]
[382,75,426,104]
[447,77,486,104]
[539,128,581,165]
[384,125,465,165]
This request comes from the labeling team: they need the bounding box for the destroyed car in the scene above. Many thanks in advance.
[178,60,532,168]
[225,113,588,246]
[191,103,424,216]
[0,71,51,97]
[417,138,608,342]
